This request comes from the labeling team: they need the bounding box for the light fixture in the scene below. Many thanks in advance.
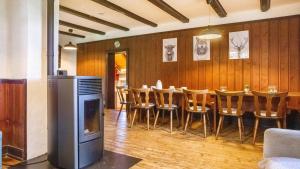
[64,41,77,50]
[199,1,222,40]
[198,26,222,40]
[63,29,77,50]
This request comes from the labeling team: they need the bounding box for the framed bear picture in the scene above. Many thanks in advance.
[193,36,210,61]
[162,38,177,62]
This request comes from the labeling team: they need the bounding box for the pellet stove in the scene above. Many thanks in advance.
[47,76,104,169]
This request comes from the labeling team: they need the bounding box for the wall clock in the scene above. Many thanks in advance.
[114,40,120,48]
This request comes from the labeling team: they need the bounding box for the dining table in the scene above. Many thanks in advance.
[126,87,300,132]
[153,89,300,132]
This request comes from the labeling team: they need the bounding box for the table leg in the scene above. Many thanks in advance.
[213,102,217,133]
[212,95,218,133]
[181,96,185,129]
[283,111,287,129]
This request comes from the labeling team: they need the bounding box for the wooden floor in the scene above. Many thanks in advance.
[2,156,21,168]
[104,109,263,169]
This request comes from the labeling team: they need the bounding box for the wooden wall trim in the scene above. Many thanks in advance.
[0,79,27,84]
[0,79,27,159]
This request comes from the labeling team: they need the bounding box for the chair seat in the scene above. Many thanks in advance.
[258,157,300,169]
[133,103,155,109]
[157,104,177,110]
[255,111,281,118]
[120,101,133,105]
[187,106,210,113]
[220,108,243,116]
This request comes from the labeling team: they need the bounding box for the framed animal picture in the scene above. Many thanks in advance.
[193,36,210,61]
[162,38,177,62]
[229,30,249,59]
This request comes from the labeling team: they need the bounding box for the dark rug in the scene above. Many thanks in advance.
[10,150,142,169]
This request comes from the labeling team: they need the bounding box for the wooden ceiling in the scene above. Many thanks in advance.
[59,0,299,43]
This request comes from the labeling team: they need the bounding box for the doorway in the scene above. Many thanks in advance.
[107,50,129,109]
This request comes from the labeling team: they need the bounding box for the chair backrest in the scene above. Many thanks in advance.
[116,86,126,103]
[131,88,150,107]
[183,89,208,112]
[252,91,288,117]
[153,88,174,108]
[215,90,244,116]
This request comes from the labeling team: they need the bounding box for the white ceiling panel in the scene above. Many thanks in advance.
[59,0,300,45]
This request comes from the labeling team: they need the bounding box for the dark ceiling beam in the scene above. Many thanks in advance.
[148,0,189,23]
[91,0,158,27]
[60,5,129,31]
[59,30,85,38]
[59,20,105,35]
[260,0,270,12]
[206,0,227,17]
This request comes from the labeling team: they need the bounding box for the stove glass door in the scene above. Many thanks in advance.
[79,94,101,143]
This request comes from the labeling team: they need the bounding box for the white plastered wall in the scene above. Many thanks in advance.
[0,0,59,159]
[60,49,77,76]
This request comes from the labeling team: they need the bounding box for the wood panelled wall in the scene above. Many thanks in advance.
[0,79,27,159]
[77,16,300,106]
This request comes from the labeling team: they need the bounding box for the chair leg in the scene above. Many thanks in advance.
[213,105,217,133]
[184,112,190,133]
[283,113,287,129]
[139,109,142,122]
[203,114,207,138]
[241,118,245,133]
[175,108,180,127]
[127,104,131,123]
[170,110,173,134]
[206,113,212,132]
[276,119,282,128]
[238,117,243,143]
[154,110,160,128]
[190,113,194,127]
[116,104,124,125]
[152,108,155,118]
[162,110,165,124]
[131,109,137,128]
[253,118,259,144]
[216,115,224,140]
[147,109,150,130]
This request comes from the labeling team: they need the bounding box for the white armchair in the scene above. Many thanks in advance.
[259,128,300,169]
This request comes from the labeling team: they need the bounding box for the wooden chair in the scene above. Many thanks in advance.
[116,86,132,125]
[183,89,211,138]
[215,90,245,143]
[130,88,155,130]
[252,91,288,144]
[153,88,179,133]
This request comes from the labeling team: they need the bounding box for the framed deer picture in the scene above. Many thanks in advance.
[162,38,177,62]
[229,30,249,59]
[193,36,210,61]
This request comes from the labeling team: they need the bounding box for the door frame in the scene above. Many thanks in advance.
[106,48,129,109]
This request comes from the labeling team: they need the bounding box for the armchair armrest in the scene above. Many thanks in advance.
[264,128,300,159]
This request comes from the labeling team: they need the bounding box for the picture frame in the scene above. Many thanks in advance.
[193,36,210,61]
[162,38,177,62]
[229,30,249,59]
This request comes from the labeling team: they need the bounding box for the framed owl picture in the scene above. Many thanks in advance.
[193,36,210,61]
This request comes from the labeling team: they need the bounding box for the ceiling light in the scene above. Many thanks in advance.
[199,27,222,40]
[199,2,222,40]
[64,41,77,50]
[63,29,77,50]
